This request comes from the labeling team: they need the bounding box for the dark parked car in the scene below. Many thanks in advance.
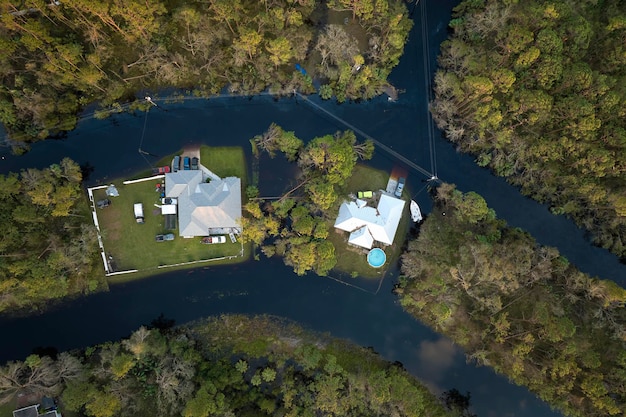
[172,155,180,172]
[155,233,175,242]
[183,156,191,170]
[191,157,199,170]
[96,199,111,209]
[394,177,405,198]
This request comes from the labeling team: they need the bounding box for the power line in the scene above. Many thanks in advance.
[294,92,435,179]
[2,81,442,183]
[411,181,431,200]
[420,0,438,179]
[137,105,153,168]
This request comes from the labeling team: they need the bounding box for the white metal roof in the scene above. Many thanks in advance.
[348,226,375,249]
[334,194,405,247]
[161,204,177,215]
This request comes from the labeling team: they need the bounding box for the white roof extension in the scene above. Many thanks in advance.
[334,194,405,249]
[165,171,242,237]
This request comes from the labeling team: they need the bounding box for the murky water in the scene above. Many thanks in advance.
[1,2,624,416]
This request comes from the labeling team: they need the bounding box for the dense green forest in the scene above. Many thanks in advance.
[241,123,373,276]
[0,315,453,417]
[0,0,412,149]
[430,0,626,258]
[0,158,103,314]
[396,184,626,417]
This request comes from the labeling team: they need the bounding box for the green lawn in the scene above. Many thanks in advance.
[339,164,389,195]
[93,146,247,273]
[200,146,247,179]
[0,402,15,417]
[329,164,411,279]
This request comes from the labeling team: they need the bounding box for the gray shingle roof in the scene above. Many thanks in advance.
[165,171,202,198]
[164,171,242,237]
[178,177,242,237]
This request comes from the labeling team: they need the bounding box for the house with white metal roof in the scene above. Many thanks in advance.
[334,193,405,249]
[165,170,242,238]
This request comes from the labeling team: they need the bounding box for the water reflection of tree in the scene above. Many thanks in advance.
[440,389,477,417]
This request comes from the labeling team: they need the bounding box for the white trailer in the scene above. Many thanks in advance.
[134,203,145,224]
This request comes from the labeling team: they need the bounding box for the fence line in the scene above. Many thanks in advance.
[156,254,241,269]
[123,174,164,185]
[87,186,109,273]
[88,177,245,276]
[106,269,139,277]
[89,184,110,191]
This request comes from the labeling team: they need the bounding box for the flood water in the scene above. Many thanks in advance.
[1,1,624,417]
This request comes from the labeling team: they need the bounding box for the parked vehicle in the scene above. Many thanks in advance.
[191,157,199,170]
[161,197,177,205]
[183,156,191,170]
[152,166,170,174]
[133,203,144,224]
[201,236,226,244]
[394,177,405,198]
[172,155,181,172]
[155,233,175,242]
[96,198,111,209]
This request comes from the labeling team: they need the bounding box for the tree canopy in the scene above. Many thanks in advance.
[0,158,103,313]
[0,315,453,417]
[0,0,412,150]
[431,0,626,259]
[397,184,626,417]
[244,124,373,276]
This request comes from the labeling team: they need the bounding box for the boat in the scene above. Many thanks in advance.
[410,200,423,223]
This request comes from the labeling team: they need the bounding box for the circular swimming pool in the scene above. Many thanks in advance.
[367,248,386,268]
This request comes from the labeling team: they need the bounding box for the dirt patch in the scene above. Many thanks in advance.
[16,391,40,408]
[181,145,201,161]
[102,210,122,241]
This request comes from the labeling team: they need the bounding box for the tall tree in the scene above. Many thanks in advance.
[398,184,626,417]
[431,0,626,258]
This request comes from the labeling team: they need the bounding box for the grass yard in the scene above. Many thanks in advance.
[329,164,411,279]
[0,403,14,417]
[200,146,247,179]
[339,164,389,195]
[93,146,247,273]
